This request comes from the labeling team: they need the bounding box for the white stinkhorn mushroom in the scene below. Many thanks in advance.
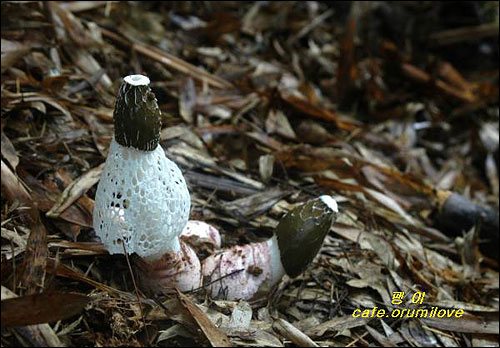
[93,74,198,291]
[201,195,338,300]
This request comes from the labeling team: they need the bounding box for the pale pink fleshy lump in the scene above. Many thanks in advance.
[181,220,222,251]
[135,241,201,293]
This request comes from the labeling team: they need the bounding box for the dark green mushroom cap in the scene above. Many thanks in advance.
[275,195,338,278]
[114,74,161,151]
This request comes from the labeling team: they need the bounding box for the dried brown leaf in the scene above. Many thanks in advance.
[306,315,371,339]
[177,290,232,347]
[1,38,30,72]
[1,131,19,170]
[0,286,63,347]
[1,291,89,327]
[280,91,358,132]
[179,77,196,124]
[22,209,48,295]
[422,314,499,334]
[46,163,104,218]
[0,160,31,203]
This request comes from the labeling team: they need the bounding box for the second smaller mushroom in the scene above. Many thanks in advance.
[200,195,338,300]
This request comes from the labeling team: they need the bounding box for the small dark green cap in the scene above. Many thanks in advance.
[114,74,161,151]
[275,196,338,278]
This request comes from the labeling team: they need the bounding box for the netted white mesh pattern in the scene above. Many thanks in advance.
[93,139,190,258]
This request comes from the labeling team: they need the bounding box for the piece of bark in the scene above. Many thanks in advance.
[435,190,499,259]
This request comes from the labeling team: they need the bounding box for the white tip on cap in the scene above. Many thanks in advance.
[124,74,150,86]
[319,195,338,213]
